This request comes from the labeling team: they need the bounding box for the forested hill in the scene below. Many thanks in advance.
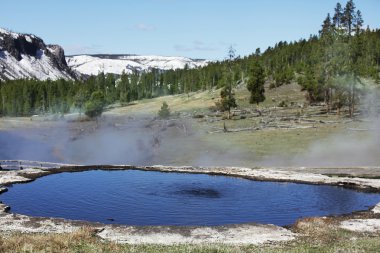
[0,0,379,117]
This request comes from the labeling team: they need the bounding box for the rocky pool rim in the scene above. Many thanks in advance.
[1,163,380,230]
[7,164,380,193]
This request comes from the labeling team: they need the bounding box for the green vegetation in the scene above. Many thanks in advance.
[0,1,379,252]
[218,85,237,114]
[0,227,380,253]
[158,101,170,119]
[216,46,238,117]
[0,0,380,116]
[85,90,106,119]
[247,61,266,105]
[0,0,378,118]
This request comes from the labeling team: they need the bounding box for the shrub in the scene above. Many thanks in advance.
[85,91,105,119]
[158,101,170,119]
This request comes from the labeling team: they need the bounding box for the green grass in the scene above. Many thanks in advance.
[107,89,219,117]
[101,82,371,167]
[1,228,380,253]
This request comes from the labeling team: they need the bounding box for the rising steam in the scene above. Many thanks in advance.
[1,87,379,168]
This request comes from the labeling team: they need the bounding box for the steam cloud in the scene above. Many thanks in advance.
[0,88,379,168]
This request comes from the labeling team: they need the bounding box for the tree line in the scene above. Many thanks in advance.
[0,0,379,117]
[262,0,380,116]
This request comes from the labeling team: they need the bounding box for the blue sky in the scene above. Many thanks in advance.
[1,0,379,60]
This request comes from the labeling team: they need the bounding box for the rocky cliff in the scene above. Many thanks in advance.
[0,28,77,81]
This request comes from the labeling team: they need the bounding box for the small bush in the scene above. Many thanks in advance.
[278,100,288,107]
[269,82,277,89]
[85,91,105,119]
[158,101,170,119]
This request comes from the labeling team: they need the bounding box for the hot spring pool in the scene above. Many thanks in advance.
[1,170,380,226]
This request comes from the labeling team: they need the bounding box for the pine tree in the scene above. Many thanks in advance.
[85,90,105,119]
[158,101,170,119]
[333,2,343,28]
[118,71,130,102]
[254,48,261,57]
[247,61,266,105]
[73,88,87,115]
[220,45,238,118]
[320,13,333,37]
[342,0,356,36]
[105,73,117,103]
[228,45,236,61]
[22,85,32,115]
[354,10,364,35]
[219,85,237,112]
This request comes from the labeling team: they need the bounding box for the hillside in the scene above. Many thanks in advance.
[0,1,379,119]
[0,28,77,81]
[66,54,209,76]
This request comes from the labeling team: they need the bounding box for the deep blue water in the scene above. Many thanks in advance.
[1,170,380,226]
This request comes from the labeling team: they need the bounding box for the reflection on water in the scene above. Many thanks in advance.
[1,170,380,226]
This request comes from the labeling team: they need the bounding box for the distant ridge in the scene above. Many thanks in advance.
[67,54,139,59]
[66,54,209,76]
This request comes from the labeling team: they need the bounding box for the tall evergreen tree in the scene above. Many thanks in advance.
[118,71,130,102]
[22,85,32,115]
[300,66,323,103]
[73,88,87,115]
[221,46,237,118]
[333,2,343,28]
[354,10,364,35]
[247,61,266,105]
[254,48,261,57]
[85,90,106,119]
[320,13,333,37]
[342,0,356,36]
[219,85,237,113]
